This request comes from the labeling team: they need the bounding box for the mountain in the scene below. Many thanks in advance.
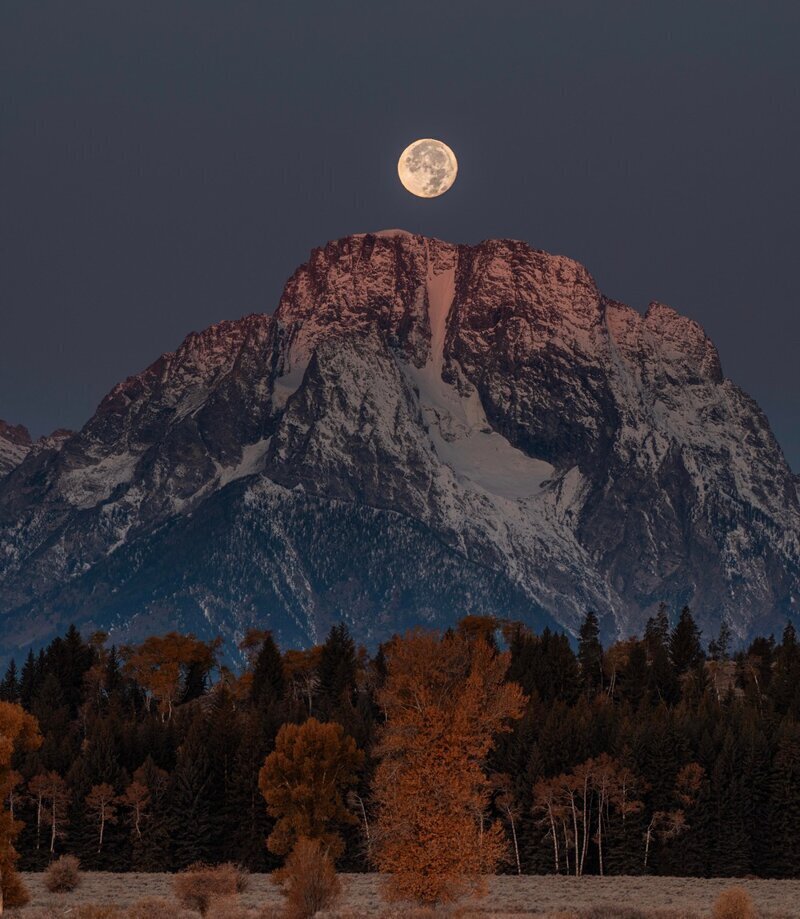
[0,231,797,659]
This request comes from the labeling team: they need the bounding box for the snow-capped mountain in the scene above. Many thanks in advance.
[0,232,797,658]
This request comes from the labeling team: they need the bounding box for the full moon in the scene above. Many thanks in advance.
[398,138,458,198]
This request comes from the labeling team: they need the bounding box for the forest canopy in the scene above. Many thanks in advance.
[1,608,799,881]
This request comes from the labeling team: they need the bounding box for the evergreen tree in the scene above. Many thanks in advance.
[508,627,579,704]
[168,715,214,868]
[204,687,243,862]
[645,603,671,656]
[250,632,285,707]
[226,711,277,871]
[767,721,800,877]
[747,635,775,696]
[708,619,733,662]
[19,650,39,710]
[772,622,800,716]
[619,640,649,708]
[578,611,603,698]
[0,660,20,703]
[104,645,123,700]
[670,607,704,676]
[317,623,358,713]
[127,757,171,870]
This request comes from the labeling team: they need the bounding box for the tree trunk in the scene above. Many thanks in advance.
[50,798,56,855]
[35,795,42,850]
[570,793,580,877]
[579,777,590,877]
[644,819,654,871]
[597,795,604,877]
[509,812,521,875]
[548,808,558,874]
[98,804,105,853]
[355,793,370,858]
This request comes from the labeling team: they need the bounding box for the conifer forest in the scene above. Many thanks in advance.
[1,607,799,886]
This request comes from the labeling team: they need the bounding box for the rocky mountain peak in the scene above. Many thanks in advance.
[0,420,32,477]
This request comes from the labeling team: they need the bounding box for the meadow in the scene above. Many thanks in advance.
[12,873,800,918]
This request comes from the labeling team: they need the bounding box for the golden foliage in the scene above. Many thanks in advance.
[713,887,756,919]
[44,854,82,892]
[0,700,41,907]
[121,632,221,719]
[259,717,363,859]
[372,630,526,905]
[279,837,341,919]
[172,862,244,916]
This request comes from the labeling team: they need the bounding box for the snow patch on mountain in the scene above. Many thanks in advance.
[218,438,271,487]
[405,241,554,500]
[61,451,141,510]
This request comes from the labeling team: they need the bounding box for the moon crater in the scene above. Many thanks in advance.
[398,138,458,198]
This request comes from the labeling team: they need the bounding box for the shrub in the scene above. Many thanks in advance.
[173,862,243,916]
[223,861,251,894]
[279,837,341,919]
[1,866,30,908]
[713,887,756,919]
[44,854,82,893]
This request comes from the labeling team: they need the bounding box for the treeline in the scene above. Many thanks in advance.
[1,606,800,879]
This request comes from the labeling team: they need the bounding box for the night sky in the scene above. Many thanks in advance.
[2,2,799,468]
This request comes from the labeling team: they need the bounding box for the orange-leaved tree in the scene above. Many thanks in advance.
[0,701,41,910]
[258,717,363,860]
[27,771,70,857]
[121,633,221,720]
[85,783,118,854]
[372,630,526,905]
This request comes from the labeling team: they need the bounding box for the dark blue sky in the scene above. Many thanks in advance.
[2,2,799,467]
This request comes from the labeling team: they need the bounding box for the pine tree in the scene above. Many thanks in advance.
[578,611,603,698]
[645,603,670,654]
[19,651,39,710]
[772,622,800,715]
[104,645,123,700]
[250,631,285,707]
[126,757,171,870]
[227,711,278,871]
[169,716,215,869]
[204,686,243,862]
[767,721,800,877]
[645,605,679,705]
[317,623,358,715]
[619,640,649,708]
[670,607,704,676]
[708,619,733,662]
[0,660,20,703]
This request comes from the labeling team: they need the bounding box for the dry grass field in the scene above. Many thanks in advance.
[9,873,800,918]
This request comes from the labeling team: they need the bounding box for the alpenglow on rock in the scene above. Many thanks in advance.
[0,232,797,658]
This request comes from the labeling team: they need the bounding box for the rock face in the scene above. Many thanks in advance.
[0,231,797,658]
[0,421,32,477]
